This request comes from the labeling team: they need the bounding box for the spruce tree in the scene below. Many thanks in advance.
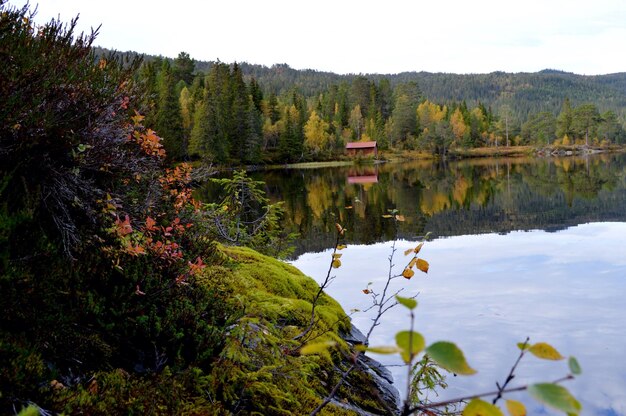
[155,60,184,160]
[556,98,574,140]
[230,62,249,162]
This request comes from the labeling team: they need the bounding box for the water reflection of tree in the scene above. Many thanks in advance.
[555,156,614,205]
[197,154,626,256]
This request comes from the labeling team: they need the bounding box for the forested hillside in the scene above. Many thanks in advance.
[197,59,626,122]
[91,48,626,165]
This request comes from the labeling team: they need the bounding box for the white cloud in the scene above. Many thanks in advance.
[9,0,626,74]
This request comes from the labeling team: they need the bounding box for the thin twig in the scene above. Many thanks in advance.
[405,375,574,414]
[294,230,342,343]
[492,337,530,405]
[311,218,401,416]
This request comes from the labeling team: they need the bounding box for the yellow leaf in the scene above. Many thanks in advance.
[335,223,343,233]
[528,342,564,360]
[409,258,417,268]
[395,214,405,221]
[345,205,353,209]
[332,259,342,269]
[402,268,415,279]
[382,214,393,218]
[359,345,402,355]
[404,248,414,256]
[414,242,424,254]
[416,258,429,273]
[505,399,526,416]
[332,253,343,259]
[463,399,503,416]
[300,341,337,355]
[337,244,347,250]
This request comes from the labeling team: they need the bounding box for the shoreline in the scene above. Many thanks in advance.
[205,144,626,172]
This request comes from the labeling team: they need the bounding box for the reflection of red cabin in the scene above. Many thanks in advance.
[347,166,378,184]
[347,175,378,184]
[346,141,378,158]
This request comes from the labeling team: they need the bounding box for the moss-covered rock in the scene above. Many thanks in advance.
[206,245,399,415]
[12,245,398,415]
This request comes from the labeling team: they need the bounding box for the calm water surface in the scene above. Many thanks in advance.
[203,154,626,414]
[293,224,626,415]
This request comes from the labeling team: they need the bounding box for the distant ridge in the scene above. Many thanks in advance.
[94,47,626,121]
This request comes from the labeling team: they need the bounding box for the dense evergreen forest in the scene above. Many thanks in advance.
[95,48,626,165]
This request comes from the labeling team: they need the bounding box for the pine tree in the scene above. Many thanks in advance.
[572,103,600,146]
[229,63,249,161]
[155,60,184,160]
[249,77,264,113]
[390,94,417,146]
[244,95,263,163]
[189,97,210,158]
[207,61,232,162]
[267,92,280,124]
[173,51,195,85]
[556,98,574,140]
[278,109,294,162]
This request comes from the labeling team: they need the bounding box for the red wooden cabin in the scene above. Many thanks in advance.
[345,141,378,158]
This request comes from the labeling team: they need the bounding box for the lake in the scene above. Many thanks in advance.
[204,153,626,415]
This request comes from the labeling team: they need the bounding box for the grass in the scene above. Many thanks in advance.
[449,146,535,158]
[266,160,356,169]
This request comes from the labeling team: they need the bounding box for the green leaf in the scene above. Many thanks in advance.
[463,399,504,416]
[425,341,476,375]
[528,342,564,360]
[395,331,425,363]
[527,383,581,414]
[505,399,526,416]
[395,295,417,310]
[300,341,336,355]
[517,342,529,351]
[568,356,582,375]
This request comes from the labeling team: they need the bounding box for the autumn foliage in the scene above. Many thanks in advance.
[0,3,230,413]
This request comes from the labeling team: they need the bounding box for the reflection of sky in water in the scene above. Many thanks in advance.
[291,222,626,415]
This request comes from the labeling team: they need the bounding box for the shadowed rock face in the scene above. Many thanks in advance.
[341,324,402,414]
[358,354,401,411]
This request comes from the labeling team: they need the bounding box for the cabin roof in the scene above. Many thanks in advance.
[345,141,377,149]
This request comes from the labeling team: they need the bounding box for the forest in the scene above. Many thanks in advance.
[97,47,626,165]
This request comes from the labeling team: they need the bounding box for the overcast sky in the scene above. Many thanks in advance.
[14,0,626,75]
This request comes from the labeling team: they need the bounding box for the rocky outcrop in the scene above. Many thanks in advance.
[340,324,402,415]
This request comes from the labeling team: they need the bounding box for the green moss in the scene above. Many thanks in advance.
[223,246,349,333]
[199,246,391,415]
